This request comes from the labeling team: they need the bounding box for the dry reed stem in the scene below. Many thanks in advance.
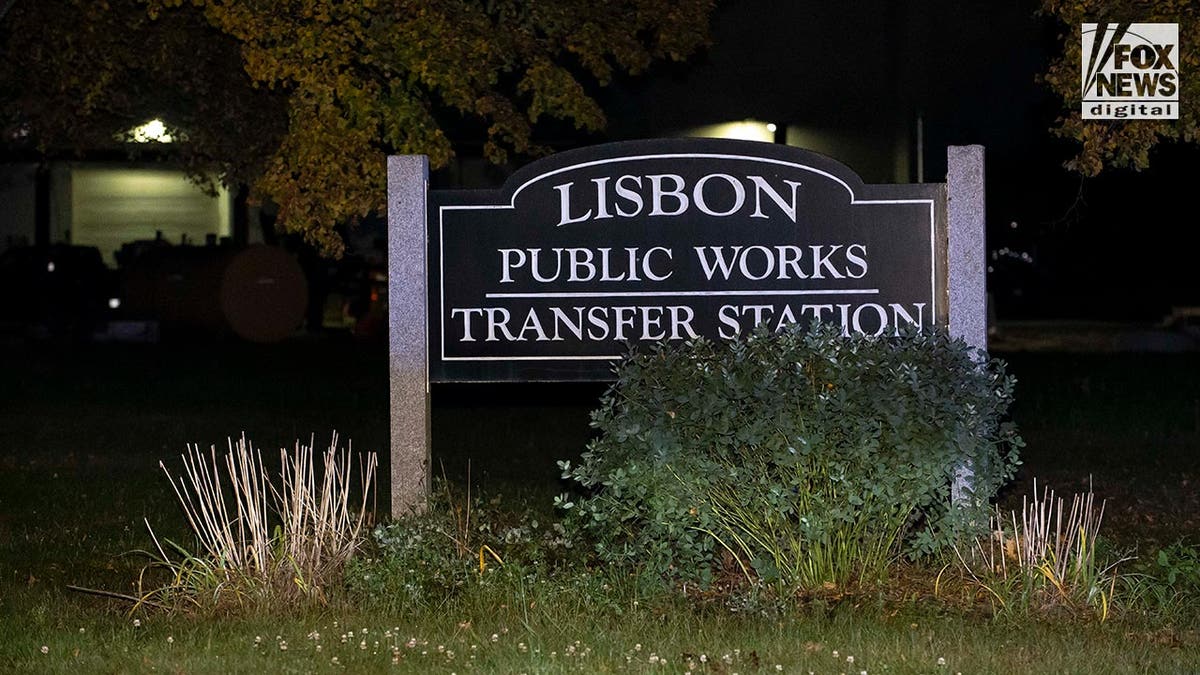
[957,478,1112,604]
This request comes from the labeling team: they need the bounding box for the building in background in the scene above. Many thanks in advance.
[0,117,254,265]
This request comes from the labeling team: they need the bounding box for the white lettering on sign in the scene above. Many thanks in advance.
[448,300,926,345]
[715,302,927,339]
[450,305,701,343]
[692,245,869,281]
[554,173,803,226]
[498,247,674,284]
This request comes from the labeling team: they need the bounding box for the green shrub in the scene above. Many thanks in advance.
[1151,541,1200,592]
[1124,540,1200,624]
[557,324,1022,590]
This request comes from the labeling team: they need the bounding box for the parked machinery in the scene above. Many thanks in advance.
[121,242,308,343]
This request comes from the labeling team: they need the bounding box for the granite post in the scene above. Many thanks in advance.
[946,145,987,504]
[947,145,987,354]
[387,155,431,518]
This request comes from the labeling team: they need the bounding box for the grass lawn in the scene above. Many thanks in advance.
[1,338,1198,673]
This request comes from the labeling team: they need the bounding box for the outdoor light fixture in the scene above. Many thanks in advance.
[46,261,55,273]
[126,118,174,144]
[685,120,776,143]
[108,298,121,310]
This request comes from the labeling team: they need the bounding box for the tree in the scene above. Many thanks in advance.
[0,0,715,255]
[1041,1,1198,176]
[0,0,288,194]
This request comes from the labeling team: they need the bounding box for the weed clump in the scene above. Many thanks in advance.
[348,480,579,612]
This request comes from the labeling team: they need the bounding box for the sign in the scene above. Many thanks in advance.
[1082,22,1180,120]
[387,142,986,517]
[428,139,946,381]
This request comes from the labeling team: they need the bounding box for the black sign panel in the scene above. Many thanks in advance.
[429,139,946,382]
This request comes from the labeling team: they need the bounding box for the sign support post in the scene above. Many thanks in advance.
[947,145,987,354]
[388,155,431,518]
[946,145,987,504]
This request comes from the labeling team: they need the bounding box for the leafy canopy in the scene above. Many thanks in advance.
[0,0,715,255]
[1041,0,1199,175]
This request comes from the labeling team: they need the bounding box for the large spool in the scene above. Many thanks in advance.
[123,244,308,342]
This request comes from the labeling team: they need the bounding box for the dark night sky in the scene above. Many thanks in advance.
[594,0,1199,320]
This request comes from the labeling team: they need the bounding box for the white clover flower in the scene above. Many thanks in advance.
[166,636,174,644]
[776,666,784,672]
[132,619,141,628]
[847,655,854,664]
[937,657,946,666]
[40,646,49,655]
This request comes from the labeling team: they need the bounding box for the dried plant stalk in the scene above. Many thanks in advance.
[160,433,376,601]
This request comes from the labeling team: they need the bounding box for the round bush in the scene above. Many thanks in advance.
[557,324,1023,589]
